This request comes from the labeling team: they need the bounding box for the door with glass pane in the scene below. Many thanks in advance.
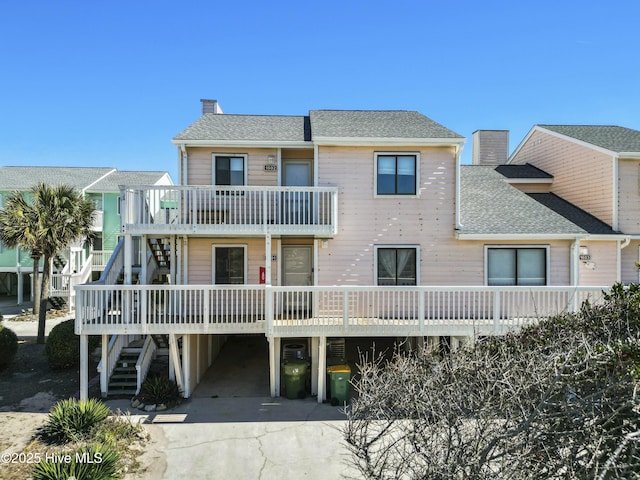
[282,160,312,224]
[282,246,312,314]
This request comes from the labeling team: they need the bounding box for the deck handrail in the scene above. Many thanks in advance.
[74,284,608,337]
[135,336,157,395]
[119,185,339,235]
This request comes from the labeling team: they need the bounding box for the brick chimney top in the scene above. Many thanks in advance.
[201,99,223,115]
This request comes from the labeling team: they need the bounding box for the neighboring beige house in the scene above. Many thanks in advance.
[75,103,625,402]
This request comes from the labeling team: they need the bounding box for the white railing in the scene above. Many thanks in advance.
[135,336,157,394]
[97,334,126,396]
[92,250,114,270]
[75,284,266,335]
[120,185,339,236]
[75,285,608,338]
[96,240,124,286]
[49,254,94,309]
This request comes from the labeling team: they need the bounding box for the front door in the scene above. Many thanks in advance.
[282,160,312,224]
[282,245,313,313]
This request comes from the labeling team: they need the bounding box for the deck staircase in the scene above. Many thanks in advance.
[149,238,171,274]
[107,339,145,396]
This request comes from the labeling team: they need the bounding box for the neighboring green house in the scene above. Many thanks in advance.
[0,166,172,305]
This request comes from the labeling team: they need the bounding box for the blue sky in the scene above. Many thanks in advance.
[1,1,639,182]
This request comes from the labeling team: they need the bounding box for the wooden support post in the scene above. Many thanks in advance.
[80,334,89,401]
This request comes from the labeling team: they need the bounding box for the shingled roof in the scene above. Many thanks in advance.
[174,114,311,142]
[0,167,116,191]
[538,125,640,153]
[460,166,617,236]
[309,110,463,140]
[173,109,463,143]
[0,167,171,193]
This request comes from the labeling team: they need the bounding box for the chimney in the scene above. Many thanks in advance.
[472,130,509,165]
[201,99,223,115]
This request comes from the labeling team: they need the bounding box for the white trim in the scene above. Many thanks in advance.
[211,244,248,285]
[373,244,421,285]
[374,151,420,198]
[484,244,550,286]
[82,168,117,195]
[172,140,312,148]
[212,153,248,186]
[314,137,465,147]
[619,152,640,159]
[509,126,619,163]
[505,178,553,184]
[457,233,627,241]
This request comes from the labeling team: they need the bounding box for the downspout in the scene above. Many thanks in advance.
[612,154,619,231]
[180,144,188,186]
[455,144,463,231]
[618,235,631,282]
[570,239,578,286]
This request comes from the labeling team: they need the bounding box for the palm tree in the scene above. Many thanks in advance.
[32,184,96,344]
[0,191,43,316]
[0,184,95,344]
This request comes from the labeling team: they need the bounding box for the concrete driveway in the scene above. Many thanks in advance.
[107,396,362,480]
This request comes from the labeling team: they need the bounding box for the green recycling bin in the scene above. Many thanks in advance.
[282,359,309,399]
[327,364,351,405]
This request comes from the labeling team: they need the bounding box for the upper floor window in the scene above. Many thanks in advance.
[376,246,418,285]
[375,154,417,196]
[486,246,547,286]
[213,155,246,186]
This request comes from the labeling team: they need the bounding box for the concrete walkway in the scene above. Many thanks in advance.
[107,397,361,479]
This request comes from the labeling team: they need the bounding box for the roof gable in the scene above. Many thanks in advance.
[538,125,640,154]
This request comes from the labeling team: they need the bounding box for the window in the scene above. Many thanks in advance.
[213,245,246,284]
[486,247,547,286]
[213,155,246,186]
[376,247,418,285]
[376,154,417,195]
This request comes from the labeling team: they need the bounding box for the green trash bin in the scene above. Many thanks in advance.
[327,364,351,405]
[282,359,309,399]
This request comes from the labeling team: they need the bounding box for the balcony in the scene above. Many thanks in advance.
[120,185,339,237]
[75,285,607,338]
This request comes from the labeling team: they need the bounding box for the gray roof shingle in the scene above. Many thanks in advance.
[174,114,311,142]
[309,110,463,139]
[460,166,594,235]
[527,193,618,235]
[173,109,463,143]
[495,163,553,179]
[539,125,640,153]
[88,171,170,191]
[0,167,116,191]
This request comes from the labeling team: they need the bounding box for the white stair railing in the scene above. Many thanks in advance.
[135,336,157,395]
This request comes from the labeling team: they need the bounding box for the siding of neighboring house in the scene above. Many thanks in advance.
[102,193,121,251]
[617,158,640,234]
[511,130,615,227]
[186,147,281,186]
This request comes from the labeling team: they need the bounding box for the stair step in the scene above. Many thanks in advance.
[122,348,142,354]
[109,380,138,387]
[111,372,137,379]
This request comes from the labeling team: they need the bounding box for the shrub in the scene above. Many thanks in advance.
[92,410,147,446]
[41,398,111,444]
[45,319,99,369]
[0,324,18,370]
[31,443,119,480]
[45,319,79,369]
[138,375,182,407]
